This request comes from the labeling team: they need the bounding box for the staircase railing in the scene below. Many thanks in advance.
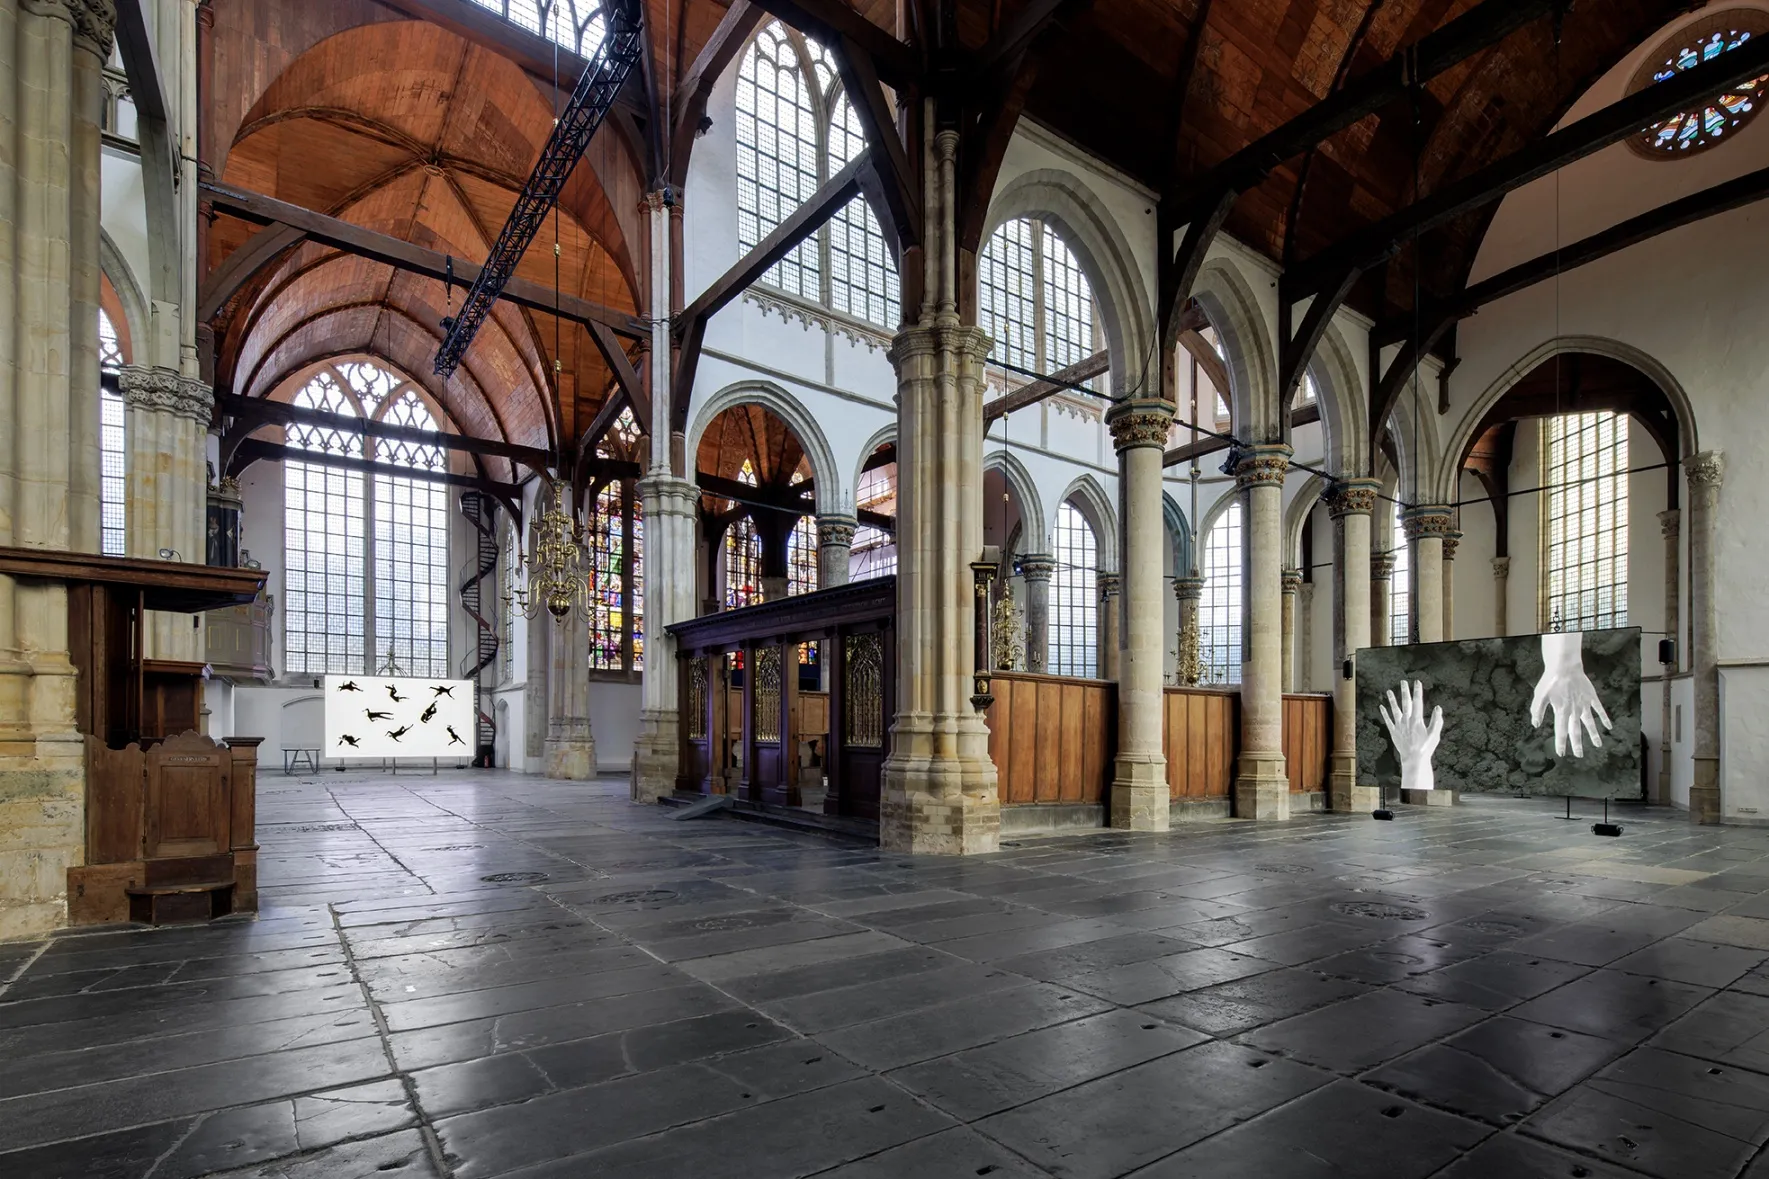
[459,490,500,765]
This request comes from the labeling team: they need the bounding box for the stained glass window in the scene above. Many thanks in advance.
[587,482,627,670]
[1202,500,1243,684]
[1390,501,1411,646]
[725,515,764,608]
[851,458,897,580]
[734,22,899,329]
[281,360,454,676]
[98,310,127,556]
[787,515,818,595]
[1543,412,1629,631]
[1051,503,1099,678]
[1635,19,1769,156]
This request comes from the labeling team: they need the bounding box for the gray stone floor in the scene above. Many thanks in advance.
[6,775,1769,1178]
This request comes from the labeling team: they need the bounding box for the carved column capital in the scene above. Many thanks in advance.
[816,514,857,549]
[119,365,214,425]
[1105,398,1175,453]
[1491,556,1512,579]
[1097,572,1121,601]
[1281,568,1303,595]
[1687,451,1725,487]
[1233,443,1292,490]
[1173,575,1205,603]
[1659,508,1681,539]
[73,0,116,53]
[1441,532,1462,562]
[1018,554,1056,584]
[1370,553,1397,581]
[1323,477,1381,518]
[1400,505,1455,541]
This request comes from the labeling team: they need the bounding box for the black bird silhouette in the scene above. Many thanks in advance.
[386,684,406,703]
[364,709,392,721]
[420,702,438,723]
[430,685,455,698]
[446,726,465,746]
[339,680,362,692]
[387,725,411,742]
[338,734,361,748]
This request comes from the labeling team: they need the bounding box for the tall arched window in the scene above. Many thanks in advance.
[978,218,1097,383]
[281,360,451,677]
[736,22,899,327]
[1543,412,1629,630]
[1390,501,1411,645]
[1051,503,1098,677]
[851,457,897,579]
[98,309,127,556]
[588,407,645,672]
[725,516,764,608]
[1201,501,1242,684]
[788,516,819,595]
[468,0,605,55]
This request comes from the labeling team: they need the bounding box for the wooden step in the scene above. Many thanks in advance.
[125,878,235,925]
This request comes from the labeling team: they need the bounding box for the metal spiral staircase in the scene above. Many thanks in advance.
[459,491,500,766]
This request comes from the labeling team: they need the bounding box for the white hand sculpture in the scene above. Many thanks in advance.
[1380,679,1444,792]
[1531,631,1612,758]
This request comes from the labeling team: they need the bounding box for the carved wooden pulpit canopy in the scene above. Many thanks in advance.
[0,547,268,925]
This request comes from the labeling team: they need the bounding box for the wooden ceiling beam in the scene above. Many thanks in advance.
[983,350,1109,422]
[1163,402,1320,467]
[670,1,768,189]
[1371,160,1769,348]
[201,180,648,340]
[835,36,921,252]
[743,0,918,88]
[228,437,525,499]
[215,393,555,472]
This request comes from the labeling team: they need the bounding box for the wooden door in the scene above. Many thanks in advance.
[143,733,231,859]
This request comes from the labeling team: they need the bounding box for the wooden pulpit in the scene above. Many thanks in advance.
[0,547,267,925]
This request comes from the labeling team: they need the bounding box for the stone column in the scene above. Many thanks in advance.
[1019,554,1054,674]
[1280,568,1302,693]
[632,475,698,801]
[1687,453,1723,823]
[1441,532,1460,642]
[523,596,549,770]
[0,0,116,940]
[1234,444,1292,820]
[1174,575,1203,683]
[1296,581,1316,692]
[1370,552,1395,646]
[1402,506,1453,644]
[118,365,212,660]
[1658,509,1680,806]
[1106,399,1175,830]
[817,514,856,589]
[1326,479,1379,812]
[543,605,595,779]
[1097,572,1121,681]
[1491,557,1511,635]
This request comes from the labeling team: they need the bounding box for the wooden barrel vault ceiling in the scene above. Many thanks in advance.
[202,0,1709,468]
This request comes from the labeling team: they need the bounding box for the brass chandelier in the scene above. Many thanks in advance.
[506,483,593,621]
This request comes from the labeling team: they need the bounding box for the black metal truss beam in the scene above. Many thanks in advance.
[435,0,646,379]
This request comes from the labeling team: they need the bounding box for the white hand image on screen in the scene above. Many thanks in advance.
[1531,631,1613,758]
[1380,679,1443,792]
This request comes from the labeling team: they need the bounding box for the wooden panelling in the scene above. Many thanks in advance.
[1162,688,1238,800]
[985,673,1113,806]
[1282,694,1333,793]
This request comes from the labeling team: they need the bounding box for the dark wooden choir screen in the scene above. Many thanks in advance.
[670,577,895,821]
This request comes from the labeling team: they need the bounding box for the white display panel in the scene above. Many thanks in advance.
[323,675,475,760]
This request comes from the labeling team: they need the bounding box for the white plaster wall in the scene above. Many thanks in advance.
[588,680,642,773]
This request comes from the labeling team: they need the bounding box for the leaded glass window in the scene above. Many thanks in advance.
[1543,412,1629,631]
[467,0,604,56]
[588,482,627,670]
[1050,503,1099,678]
[1202,501,1242,685]
[1390,501,1411,646]
[501,523,518,683]
[735,22,899,328]
[851,458,897,580]
[280,360,454,677]
[98,309,127,556]
[1634,17,1769,156]
[787,515,818,595]
[979,217,1098,389]
[725,515,764,608]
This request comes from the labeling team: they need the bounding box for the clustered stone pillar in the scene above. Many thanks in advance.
[544,605,595,779]
[1235,444,1292,820]
[1491,556,1511,635]
[1106,399,1175,830]
[1658,508,1681,806]
[1403,506,1453,645]
[1326,479,1379,812]
[1097,572,1121,682]
[1687,453,1723,823]
[1019,554,1054,674]
[633,187,699,803]
[1174,575,1203,681]
[1370,552,1395,647]
[877,126,997,854]
[1280,568,1302,693]
[816,514,856,590]
[119,365,213,660]
[1296,579,1315,692]
[0,0,117,939]
[1441,532,1460,642]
